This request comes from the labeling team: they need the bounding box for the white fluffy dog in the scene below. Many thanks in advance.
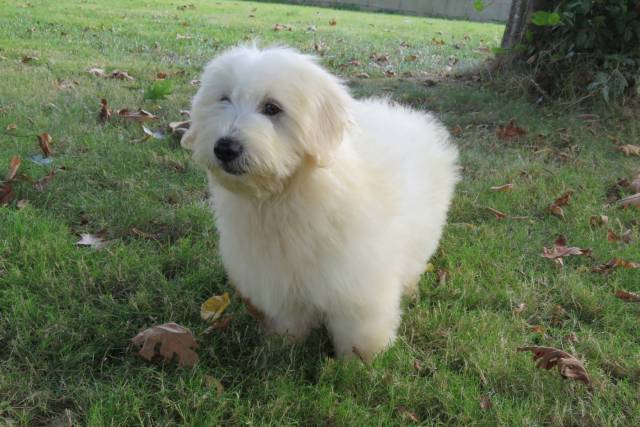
[182,45,459,360]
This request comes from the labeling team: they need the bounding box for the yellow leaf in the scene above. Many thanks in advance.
[200,293,230,322]
[425,262,435,273]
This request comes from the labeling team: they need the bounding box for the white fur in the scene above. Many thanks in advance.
[183,46,459,360]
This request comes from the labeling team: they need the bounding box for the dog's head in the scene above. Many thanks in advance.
[182,45,353,196]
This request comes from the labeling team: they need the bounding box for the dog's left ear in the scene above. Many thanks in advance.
[306,73,353,167]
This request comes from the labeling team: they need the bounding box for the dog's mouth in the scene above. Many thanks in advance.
[219,160,246,176]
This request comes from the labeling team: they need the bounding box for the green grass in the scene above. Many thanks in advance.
[1,0,639,425]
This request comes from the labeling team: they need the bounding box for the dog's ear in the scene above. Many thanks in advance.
[306,73,353,167]
[180,128,196,150]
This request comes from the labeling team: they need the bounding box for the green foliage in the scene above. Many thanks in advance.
[528,0,640,102]
[144,79,173,100]
[474,0,487,13]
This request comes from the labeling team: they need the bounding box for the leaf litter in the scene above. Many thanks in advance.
[131,322,199,367]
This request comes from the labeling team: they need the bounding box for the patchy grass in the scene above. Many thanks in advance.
[1,0,639,425]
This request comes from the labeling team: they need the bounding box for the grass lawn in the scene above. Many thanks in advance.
[1,0,639,425]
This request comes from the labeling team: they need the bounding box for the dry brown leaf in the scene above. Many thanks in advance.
[37,133,53,157]
[618,193,640,208]
[156,71,167,79]
[88,67,107,77]
[33,168,56,191]
[614,290,640,302]
[99,98,112,123]
[56,79,78,90]
[200,293,230,322]
[565,332,578,343]
[621,229,633,244]
[618,144,640,156]
[491,183,514,192]
[549,190,573,218]
[450,125,463,137]
[592,258,640,273]
[329,18,337,26]
[168,120,191,136]
[479,395,493,410]
[513,303,527,314]
[131,322,199,367]
[76,233,110,250]
[607,229,619,242]
[396,406,419,423]
[0,184,15,206]
[530,325,544,334]
[21,55,39,63]
[496,119,526,139]
[6,123,17,132]
[541,235,591,267]
[110,70,134,80]
[273,23,292,31]
[437,269,448,286]
[518,346,591,386]
[589,215,609,227]
[117,109,158,122]
[487,207,507,220]
[6,155,21,181]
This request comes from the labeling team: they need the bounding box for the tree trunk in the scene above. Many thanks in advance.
[501,0,558,49]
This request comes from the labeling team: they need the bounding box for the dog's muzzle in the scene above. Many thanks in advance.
[214,137,245,175]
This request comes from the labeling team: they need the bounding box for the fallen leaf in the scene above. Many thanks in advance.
[518,346,591,386]
[530,325,545,334]
[592,258,640,273]
[370,53,389,64]
[450,125,463,137]
[614,290,640,302]
[203,314,234,334]
[75,233,109,250]
[131,322,199,367]
[6,155,21,181]
[589,215,608,227]
[21,55,39,63]
[565,332,578,343]
[201,293,230,322]
[5,123,16,132]
[273,23,291,31]
[541,235,591,267]
[496,119,526,140]
[396,406,419,423]
[432,38,445,45]
[384,69,397,78]
[487,207,507,220]
[424,262,434,273]
[513,303,527,314]
[618,145,640,156]
[117,109,158,122]
[156,71,167,79]
[618,193,640,208]
[110,70,134,80]
[329,18,337,26]
[607,229,618,242]
[33,168,56,191]
[37,133,53,157]
[142,125,167,140]
[355,72,370,79]
[168,120,191,136]
[549,190,573,218]
[621,229,633,244]
[0,184,15,206]
[56,79,78,90]
[479,395,493,410]
[437,269,448,286]
[99,98,112,123]
[88,67,107,77]
[491,183,513,192]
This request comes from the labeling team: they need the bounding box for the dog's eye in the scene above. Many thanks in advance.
[262,102,282,116]
[220,96,231,103]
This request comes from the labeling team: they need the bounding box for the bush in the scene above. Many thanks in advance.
[525,0,640,102]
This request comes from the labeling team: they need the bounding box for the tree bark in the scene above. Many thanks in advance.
[501,0,558,49]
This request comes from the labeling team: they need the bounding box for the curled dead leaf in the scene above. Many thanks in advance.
[33,168,56,191]
[496,119,526,140]
[117,109,158,122]
[541,235,591,267]
[549,190,573,218]
[37,133,53,157]
[592,258,640,273]
[6,155,21,181]
[618,144,640,156]
[479,395,493,410]
[88,67,107,77]
[518,346,591,386]
[131,322,199,367]
[618,193,640,208]
[99,98,112,123]
[169,120,191,136]
[110,70,134,80]
[491,183,513,192]
[486,207,507,220]
[329,18,337,26]
[201,293,231,323]
[614,290,640,302]
[589,215,608,227]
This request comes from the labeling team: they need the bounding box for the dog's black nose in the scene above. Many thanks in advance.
[214,137,243,162]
